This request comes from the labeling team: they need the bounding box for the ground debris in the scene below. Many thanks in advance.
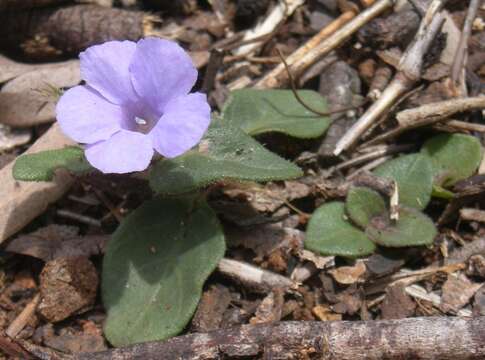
[38,257,98,323]
[380,283,416,319]
[440,274,482,313]
[5,224,108,261]
[191,284,233,332]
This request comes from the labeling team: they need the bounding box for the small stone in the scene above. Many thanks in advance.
[38,257,98,323]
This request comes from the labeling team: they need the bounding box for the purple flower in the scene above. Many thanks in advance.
[56,38,211,174]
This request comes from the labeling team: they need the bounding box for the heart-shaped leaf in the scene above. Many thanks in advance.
[305,202,376,258]
[221,89,330,138]
[149,125,303,195]
[102,197,226,346]
[366,206,436,247]
[373,154,433,210]
[13,146,91,181]
[421,133,482,187]
[346,186,387,228]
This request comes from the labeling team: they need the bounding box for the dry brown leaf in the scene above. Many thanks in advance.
[329,261,367,285]
[5,224,108,261]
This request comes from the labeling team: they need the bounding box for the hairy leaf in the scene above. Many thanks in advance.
[102,197,226,346]
[305,202,376,258]
[13,146,91,181]
[346,186,387,228]
[366,206,436,247]
[421,133,482,187]
[149,125,302,195]
[373,154,433,210]
[221,89,330,138]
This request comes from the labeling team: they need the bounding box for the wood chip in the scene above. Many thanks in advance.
[440,274,482,313]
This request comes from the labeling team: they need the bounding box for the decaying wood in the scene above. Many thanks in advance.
[0,123,75,243]
[334,0,447,155]
[253,0,394,89]
[76,317,485,360]
[0,5,159,59]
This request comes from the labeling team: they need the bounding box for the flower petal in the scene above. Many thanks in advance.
[150,93,211,158]
[56,85,124,144]
[80,40,138,105]
[129,38,197,116]
[85,130,154,174]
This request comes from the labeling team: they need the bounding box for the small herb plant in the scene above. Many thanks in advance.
[13,38,482,346]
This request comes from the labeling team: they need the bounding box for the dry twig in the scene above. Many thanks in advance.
[77,317,485,359]
[334,0,448,155]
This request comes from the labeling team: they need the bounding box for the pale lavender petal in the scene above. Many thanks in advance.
[85,130,154,174]
[129,38,197,116]
[80,40,138,105]
[56,85,123,144]
[150,93,210,158]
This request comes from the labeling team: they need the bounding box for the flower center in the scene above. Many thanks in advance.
[131,114,157,134]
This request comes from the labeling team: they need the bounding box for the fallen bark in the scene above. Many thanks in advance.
[0,5,159,59]
[0,123,75,243]
[75,317,485,360]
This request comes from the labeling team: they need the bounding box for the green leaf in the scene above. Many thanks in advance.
[102,197,226,346]
[345,186,387,228]
[149,125,303,195]
[373,154,433,210]
[13,146,91,181]
[366,206,436,247]
[221,89,330,138]
[305,202,376,258]
[421,133,482,187]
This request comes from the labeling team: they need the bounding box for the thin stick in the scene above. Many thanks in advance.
[331,144,413,173]
[253,0,394,89]
[217,258,295,293]
[6,294,40,339]
[364,96,485,145]
[334,0,447,155]
[450,0,480,90]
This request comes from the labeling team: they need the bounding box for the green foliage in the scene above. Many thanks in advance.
[13,146,91,181]
[221,89,330,138]
[345,186,387,228]
[149,125,303,195]
[305,202,376,258]
[102,197,226,346]
[373,154,433,210]
[366,206,437,247]
[421,133,482,187]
